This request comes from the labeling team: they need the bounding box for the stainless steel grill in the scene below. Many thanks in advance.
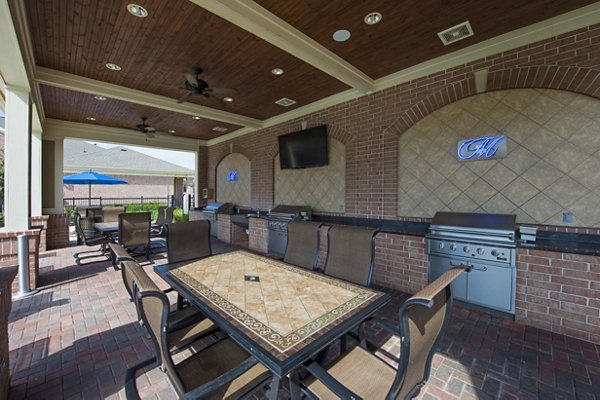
[427,211,517,315]
[267,205,311,257]
[203,202,233,236]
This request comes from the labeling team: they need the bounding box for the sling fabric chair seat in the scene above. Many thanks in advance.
[283,220,323,270]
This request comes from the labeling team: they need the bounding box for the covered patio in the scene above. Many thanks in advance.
[6,240,600,399]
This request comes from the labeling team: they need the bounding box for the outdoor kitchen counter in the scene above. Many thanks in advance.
[313,215,600,257]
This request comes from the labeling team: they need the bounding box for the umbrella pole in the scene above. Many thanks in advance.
[88,183,91,206]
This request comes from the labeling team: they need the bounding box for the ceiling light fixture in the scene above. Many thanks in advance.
[127,4,148,18]
[223,97,234,102]
[85,117,96,121]
[168,129,175,134]
[94,95,107,101]
[212,126,228,132]
[271,68,284,75]
[192,116,201,120]
[332,29,351,42]
[364,12,382,25]
[105,63,121,71]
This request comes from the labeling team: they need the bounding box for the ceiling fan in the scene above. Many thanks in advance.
[177,67,236,106]
[135,117,155,138]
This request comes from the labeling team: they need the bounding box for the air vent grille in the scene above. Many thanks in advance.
[212,126,228,132]
[438,21,474,45]
[275,97,297,107]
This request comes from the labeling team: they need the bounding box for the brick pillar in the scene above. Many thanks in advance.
[46,214,70,249]
[0,227,42,292]
[249,217,268,254]
[31,215,49,252]
[218,215,232,243]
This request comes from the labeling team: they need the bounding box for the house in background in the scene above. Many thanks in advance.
[63,139,194,206]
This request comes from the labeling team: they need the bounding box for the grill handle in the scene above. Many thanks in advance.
[449,260,487,271]
[430,226,514,241]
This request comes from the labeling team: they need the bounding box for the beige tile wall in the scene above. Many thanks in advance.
[216,153,251,207]
[274,138,345,212]
[398,89,600,227]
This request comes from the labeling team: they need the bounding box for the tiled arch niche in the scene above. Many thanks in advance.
[216,153,251,207]
[398,89,600,227]
[274,138,345,212]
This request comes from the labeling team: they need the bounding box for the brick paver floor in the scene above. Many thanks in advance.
[6,241,600,399]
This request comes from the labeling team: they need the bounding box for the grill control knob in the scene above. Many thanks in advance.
[477,248,485,255]
[450,244,457,251]
[463,246,470,253]
[491,249,500,257]
[438,242,445,250]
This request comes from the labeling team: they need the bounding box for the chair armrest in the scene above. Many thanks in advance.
[302,360,363,400]
[182,357,263,400]
[408,266,467,307]
[125,355,157,400]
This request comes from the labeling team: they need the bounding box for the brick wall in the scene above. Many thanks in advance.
[46,214,70,250]
[0,228,42,292]
[249,217,268,254]
[217,215,232,243]
[516,248,600,343]
[188,209,204,222]
[30,215,48,252]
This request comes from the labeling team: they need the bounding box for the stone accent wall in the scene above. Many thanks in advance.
[216,153,251,207]
[46,214,70,250]
[249,217,268,254]
[516,248,600,343]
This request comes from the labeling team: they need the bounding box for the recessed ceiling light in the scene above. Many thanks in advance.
[212,126,228,132]
[127,4,148,18]
[105,63,121,71]
[86,117,96,121]
[94,95,107,101]
[192,116,201,120]
[168,129,175,134]
[364,12,382,25]
[271,68,284,76]
[332,29,351,42]
[223,97,234,102]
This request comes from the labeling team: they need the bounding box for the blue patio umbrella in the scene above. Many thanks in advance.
[63,170,127,205]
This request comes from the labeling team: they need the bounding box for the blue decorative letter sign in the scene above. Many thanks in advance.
[457,135,507,161]
[227,170,238,182]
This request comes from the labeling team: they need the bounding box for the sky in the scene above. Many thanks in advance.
[90,141,196,170]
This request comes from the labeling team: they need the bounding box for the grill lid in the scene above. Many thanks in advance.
[428,211,516,245]
[268,205,312,220]
[204,202,233,214]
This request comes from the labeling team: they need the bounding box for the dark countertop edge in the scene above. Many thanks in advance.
[312,215,600,257]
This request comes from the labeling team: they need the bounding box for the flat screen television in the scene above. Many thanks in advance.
[278,125,328,169]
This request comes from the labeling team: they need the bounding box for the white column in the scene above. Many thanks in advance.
[4,86,31,230]
[31,128,42,216]
[53,138,64,214]
[193,151,199,208]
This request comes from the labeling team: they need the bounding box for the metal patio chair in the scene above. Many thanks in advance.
[323,224,378,287]
[73,212,112,265]
[124,259,271,400]
[283,220,324,270]
[300,266,468,400]
[119,212,151,260]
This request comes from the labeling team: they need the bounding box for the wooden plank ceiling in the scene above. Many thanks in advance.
[22,0,596,142]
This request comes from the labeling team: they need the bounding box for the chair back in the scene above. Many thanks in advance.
[390,267,466,399]
[284,220,323,270]
[323,225,377,286]
[74,212,94,245]
[154,206,167,225]
[119,212,151,248]
[125,260,186,393]
[164,207,174,224]
[102,206,125,223]
[166,220,212,264]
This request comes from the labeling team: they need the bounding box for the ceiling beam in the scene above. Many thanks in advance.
[35,67,263,129]
[189,0,375,93]
[43,118,205,152]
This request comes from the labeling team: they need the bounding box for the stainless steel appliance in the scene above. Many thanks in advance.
[267,205,312,257]
[427,211,517,315]
[203,202,234,236]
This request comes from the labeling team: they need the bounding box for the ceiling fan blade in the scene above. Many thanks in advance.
[145,131,155,138]
[185,72,198,87]
[207,87,237,95]
[203,93,227,107]
[177,93,192,104]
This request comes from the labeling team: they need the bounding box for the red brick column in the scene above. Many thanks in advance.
[249,217,268,254]
[217,215,232,243]
[0,228,42,292]
[46,214,70,250]
[31,215,49,252]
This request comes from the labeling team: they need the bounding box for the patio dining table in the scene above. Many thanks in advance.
[154,250,391,399]
[94,221,160,235]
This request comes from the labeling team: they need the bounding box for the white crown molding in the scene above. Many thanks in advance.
[189,0,374,93]
[35,67,263,129]
[43,118,204,152]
